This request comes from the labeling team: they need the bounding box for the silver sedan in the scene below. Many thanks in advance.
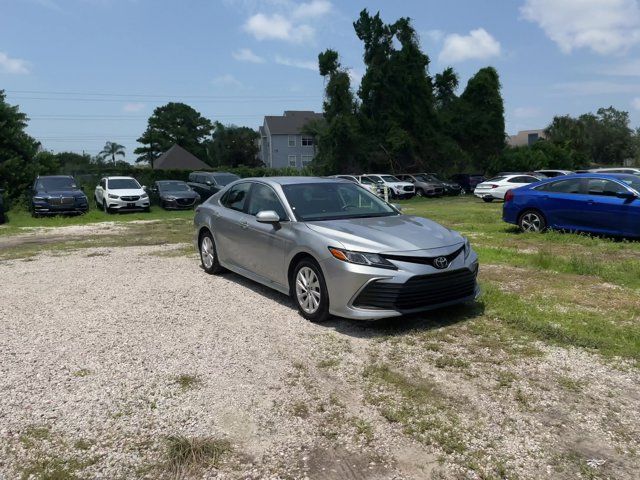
[194,177,480,322]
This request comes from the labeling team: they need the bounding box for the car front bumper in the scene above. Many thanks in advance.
[32,200,89,215]
[161,197,198,209]
[320,247,480,320]
[106,197,150,211]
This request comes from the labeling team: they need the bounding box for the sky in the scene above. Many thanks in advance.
[3,0,640,162]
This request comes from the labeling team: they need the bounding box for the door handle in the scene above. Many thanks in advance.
[239,220,249,229]
[587,199,595,205]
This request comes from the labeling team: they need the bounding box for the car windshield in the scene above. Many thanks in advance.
[282,183,398,221]
[380,175,400,182]
[619,175,640,192]
[214,174,240,186]
[159,181,190,192]
[38,177,77,190]
[108,178,140,190]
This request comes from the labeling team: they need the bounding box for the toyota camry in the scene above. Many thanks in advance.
[194,177,479,322]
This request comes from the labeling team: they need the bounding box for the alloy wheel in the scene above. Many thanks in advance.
[521,212,542,232]
[201,236,215,269]
[295,266,321,314]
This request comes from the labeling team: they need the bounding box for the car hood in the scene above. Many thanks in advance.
[109,189,146,196]
[36,189,86,198]
[305,215,463,253]
[161,190,198,198]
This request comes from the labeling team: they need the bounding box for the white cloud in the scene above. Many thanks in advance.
[243,13,314,43]
[521,0,640,55]
[123,102,145,113]
[292,0,331,19]
[0,52,31,74]
[438,28,501,63]
[632,97,640,110]
[275,55,317,71]
[212,74,243,87]
[232,48,265,63]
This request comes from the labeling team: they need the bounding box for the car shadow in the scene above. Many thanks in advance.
[213,268,485,338]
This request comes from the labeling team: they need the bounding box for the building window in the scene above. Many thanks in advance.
[288,135,296,147]
[288,155,297,167]
[527,133,539,146]
[301,155,313,166]
[301,136,314,147]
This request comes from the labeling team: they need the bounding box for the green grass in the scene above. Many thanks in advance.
[174,374,201,390]
[165,435,231,471]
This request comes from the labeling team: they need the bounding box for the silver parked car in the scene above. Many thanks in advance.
[194,177,480,322]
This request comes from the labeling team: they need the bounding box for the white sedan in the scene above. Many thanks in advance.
[473,174,540,202]
[95,176,150,213]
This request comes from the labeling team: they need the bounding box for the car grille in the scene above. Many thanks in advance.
[353,268,477,311]
[403,186,414,192]
[434,187,444,194]
[177,197,196,206]
[49,197,74,206]
[120,196,140,201]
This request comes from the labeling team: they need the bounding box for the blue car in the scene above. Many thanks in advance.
[503,173,640,238]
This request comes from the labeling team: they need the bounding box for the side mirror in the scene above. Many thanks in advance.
[616,191,637,200]
[142,185,147,191]
[206,180,213,186]
[256,210,280,223]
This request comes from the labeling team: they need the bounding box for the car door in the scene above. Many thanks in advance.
[214,182,253,268]
[535,178,586,230]
[243,182,291,287]
[582,178,631,235]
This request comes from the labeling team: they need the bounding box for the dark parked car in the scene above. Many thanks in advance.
[502,173,640,237]
[450,174,486,193]
[424,173,463,195]
[187,172,240,201]
[151,180,200,210]
[0,188,5,224]
[30,175,89,217]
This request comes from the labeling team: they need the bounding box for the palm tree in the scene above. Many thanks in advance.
[99,141,126,164]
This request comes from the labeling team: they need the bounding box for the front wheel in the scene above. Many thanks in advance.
[416,188,424,197]
[518,210,547,233]
[102,200,112,214]
[293,260,330,322]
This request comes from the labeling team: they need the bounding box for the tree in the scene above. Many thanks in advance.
[311,49,360,174]
[0,90,49,200]
[99,141,126,164]
[434,67,459,110]
[205,122,261,168]
[450,67,506,171]
[134,102,214,167]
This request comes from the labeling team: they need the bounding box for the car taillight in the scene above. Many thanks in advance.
[504,190,514,202]
[490,184,499,189]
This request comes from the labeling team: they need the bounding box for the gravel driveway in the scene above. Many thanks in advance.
[1,243,638,479]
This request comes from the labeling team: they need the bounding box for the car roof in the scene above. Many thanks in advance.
[37,175,74,179]
[105,176,136,180]
[536,173,635,182]
[157,179,186,183]
[235,176,348,186]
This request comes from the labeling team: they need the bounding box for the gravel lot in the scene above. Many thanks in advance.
[0,237,638,479]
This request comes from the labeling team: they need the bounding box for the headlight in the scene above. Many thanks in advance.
[464,238,471,259]
[141,193,149,199]
[108,194,119,199]
[33,196,46,202]
[328,247,397,270]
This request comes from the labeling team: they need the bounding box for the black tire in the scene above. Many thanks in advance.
[416,188,425,197]
[199,230,224,274]
[482,197,494,203]
[292,259,330,323]
[518,209,547,233]
[143,206,151,213]
[102,200,112,214]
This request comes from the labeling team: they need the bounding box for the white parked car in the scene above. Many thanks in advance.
[534,169,573,178]
[363,174,415,199]
[474,174,540,202]
[588,167,640,175]
[94,176,150,213]
[330,175,382,196]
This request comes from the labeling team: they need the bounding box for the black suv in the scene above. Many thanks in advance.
[31,175,89,217]
[450,173,486,194]
[187,171,240,201]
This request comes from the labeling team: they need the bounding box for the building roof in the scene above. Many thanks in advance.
[264,110,324,135]
[153,144,211,170]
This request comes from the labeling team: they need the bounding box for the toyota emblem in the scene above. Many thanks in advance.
[433,256,449,269]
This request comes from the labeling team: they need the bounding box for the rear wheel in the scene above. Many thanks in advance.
[518,210,546,233]
[199,231,224,274]
[293,260,330,322]
[482,196,494,203]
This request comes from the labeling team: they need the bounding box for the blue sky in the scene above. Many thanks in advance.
[3,0,640,161]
